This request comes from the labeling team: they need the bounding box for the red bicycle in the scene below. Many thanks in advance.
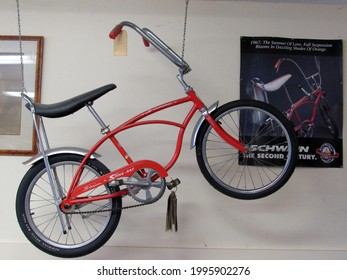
[250,56,338,138]
[16,21,297,258]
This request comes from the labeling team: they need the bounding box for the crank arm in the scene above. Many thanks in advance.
[122,181,152,187]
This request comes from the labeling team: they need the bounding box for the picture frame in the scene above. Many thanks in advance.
[0,35,43,156]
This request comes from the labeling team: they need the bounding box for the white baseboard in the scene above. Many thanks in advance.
[1,243,346,260]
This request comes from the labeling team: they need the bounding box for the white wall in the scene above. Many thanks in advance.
[0,0,347,259]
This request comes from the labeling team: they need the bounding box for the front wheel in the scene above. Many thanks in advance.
[16,154,122,258]
[196,100,298,200]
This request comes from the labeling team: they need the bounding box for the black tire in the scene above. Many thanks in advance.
[319,99,339,138]
[196,99,298,200]
[16,154,122,258]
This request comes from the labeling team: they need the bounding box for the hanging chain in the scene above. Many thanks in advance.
[181,0,189,60]
[15,0,27,95]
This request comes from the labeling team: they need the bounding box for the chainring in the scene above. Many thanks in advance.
[126,168,166,203]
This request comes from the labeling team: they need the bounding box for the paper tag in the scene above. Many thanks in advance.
[114,30,127,56]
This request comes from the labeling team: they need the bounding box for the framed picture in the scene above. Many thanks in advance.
[0,36,43,155]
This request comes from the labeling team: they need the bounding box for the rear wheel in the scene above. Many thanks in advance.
[16,154,122,258]
[196,100,298,200]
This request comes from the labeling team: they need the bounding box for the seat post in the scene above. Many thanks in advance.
[86,102,110,134]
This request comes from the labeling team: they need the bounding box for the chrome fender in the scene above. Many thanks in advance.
[190,101,219,149]
[23,147,101,166]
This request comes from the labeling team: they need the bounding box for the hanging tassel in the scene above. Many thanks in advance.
[166,190,178,232]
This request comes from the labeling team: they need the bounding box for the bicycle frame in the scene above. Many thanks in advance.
[60,87,246,209]
[274,57,324,135]
[56,22,249,210]
[286,87,323,132]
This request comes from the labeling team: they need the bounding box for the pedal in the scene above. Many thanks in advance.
[166,178,181,190]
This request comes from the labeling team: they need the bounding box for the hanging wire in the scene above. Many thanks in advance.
[15,0,27,95]
[181,0,189,60]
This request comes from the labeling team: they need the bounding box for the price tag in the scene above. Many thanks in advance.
[114,30,127,56]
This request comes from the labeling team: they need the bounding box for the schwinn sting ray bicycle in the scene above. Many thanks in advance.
[250,56,339,138]
[16,21,298,258]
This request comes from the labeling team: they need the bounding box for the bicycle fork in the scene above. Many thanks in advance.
[178,74,247,154]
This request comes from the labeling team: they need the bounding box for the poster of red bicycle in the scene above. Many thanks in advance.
[240,37,343,167]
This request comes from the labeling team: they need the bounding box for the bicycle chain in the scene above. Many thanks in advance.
[65,196,157,215]
[65,179,180,215]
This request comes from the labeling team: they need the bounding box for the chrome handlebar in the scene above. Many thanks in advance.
[109,21,191,75]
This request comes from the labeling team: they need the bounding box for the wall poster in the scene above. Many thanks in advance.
[240,37,343,167]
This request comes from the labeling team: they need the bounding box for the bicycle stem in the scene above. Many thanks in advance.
[177,72,192,93]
